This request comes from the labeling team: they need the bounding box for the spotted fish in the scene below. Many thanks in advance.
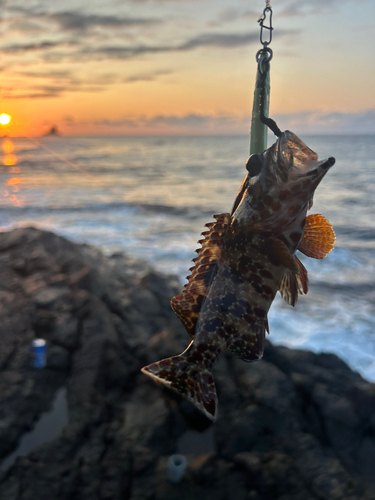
[141,130,335,420]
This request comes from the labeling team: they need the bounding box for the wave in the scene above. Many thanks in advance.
[0,200,215,219]
[311,281,375,295]
[335,224,375,239]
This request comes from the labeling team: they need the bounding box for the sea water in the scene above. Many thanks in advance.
[1,134,374,381]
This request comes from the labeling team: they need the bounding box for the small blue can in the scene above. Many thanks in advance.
[32,339,47,369]
[167,454,187,483]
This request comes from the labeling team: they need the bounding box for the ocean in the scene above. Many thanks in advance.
[1,134,374,382]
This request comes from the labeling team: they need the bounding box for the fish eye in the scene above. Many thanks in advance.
[246,154,262,176]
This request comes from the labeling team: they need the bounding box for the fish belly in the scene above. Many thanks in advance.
[194,252,280,362]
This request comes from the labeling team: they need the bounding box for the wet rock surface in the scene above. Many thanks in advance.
[0,227,374,500]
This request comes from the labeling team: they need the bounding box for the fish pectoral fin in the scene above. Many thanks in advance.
[295,256,309,294]
[279,269,298,306]
[298,214,335,259]
[171,213,231,338]
[279,256,309,306]
[267,237,299,274]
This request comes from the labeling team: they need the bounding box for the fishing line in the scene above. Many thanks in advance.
[27,137,99,182]
[23,135,150,215]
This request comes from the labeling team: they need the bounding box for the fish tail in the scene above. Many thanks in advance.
[141,351,217,421]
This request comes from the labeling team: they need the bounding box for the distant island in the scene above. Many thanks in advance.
[43,126,60,136]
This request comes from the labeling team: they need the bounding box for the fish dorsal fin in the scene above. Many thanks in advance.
[171,213,231,337]
[279,256,309,306]
[298,214,335,259]
[267,237,299,274]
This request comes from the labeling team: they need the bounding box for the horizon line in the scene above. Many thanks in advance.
[2,132,375,139]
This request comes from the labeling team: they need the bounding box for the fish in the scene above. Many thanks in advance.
[141,130,335,421]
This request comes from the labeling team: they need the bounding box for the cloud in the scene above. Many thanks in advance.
[1,79,109,99]
[274,109,375,134]
[127,0,203,3]
[2,6,161,29]
[278,0,364,17]
[90,109,375,135]
[15,69,73,79]
[2,91,61,99]
[1,8,161,39]
[209,0,353,26]
[208,8,242,27]
[71,28,298,62]
[45,11,161,31]
[0,3,298,66]
[80,44,167,60]
[1,9,275,64]
[0,40,78,53]
[5,19,44,33]
[94,113,249,132]
[124,69,172,83]
[179,32,259,50]
[242,9,265,21]
[14,69,118,85]
[75,30,269,61]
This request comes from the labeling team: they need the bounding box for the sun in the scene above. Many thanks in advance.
[0,114,11,125]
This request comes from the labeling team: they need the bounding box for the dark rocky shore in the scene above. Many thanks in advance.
[0,227,374,500]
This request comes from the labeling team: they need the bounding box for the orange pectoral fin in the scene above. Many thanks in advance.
[298,214,335,259]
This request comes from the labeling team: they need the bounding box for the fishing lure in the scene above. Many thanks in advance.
[142,131,335,421]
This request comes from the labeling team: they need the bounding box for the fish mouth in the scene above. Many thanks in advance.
[302,156,336,177]
[291,154,335,214]
[276,131,335,180]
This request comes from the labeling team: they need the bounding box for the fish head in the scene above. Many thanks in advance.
[234,130,335,231]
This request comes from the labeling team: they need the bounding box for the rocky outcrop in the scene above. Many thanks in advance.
[0,227,374,500]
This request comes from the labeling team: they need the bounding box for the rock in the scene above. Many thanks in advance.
[0,227,374,500]
[34,286,71,308]
[46,345,70,371]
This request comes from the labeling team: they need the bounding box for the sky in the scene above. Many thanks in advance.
[0,0,374,136]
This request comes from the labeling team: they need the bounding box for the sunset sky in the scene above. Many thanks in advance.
[0,0,374,136]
